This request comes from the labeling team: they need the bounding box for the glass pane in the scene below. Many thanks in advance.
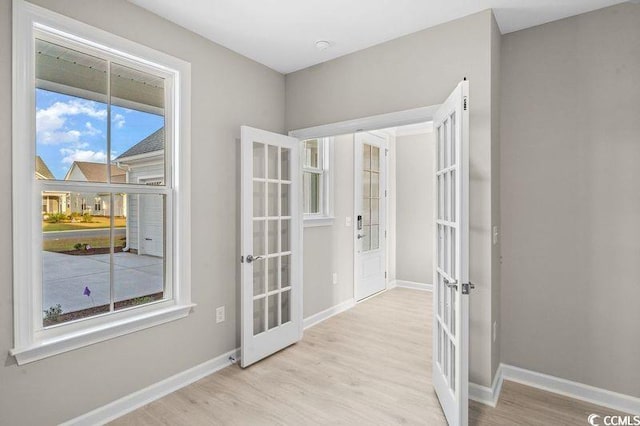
[281,148,290,180]
[362,171,371,198]
[268,183,278,217]
[303,172,320,214]
[281,183,290,216]
[362,201,370,226]
[268,145,278,180]
[363,144,371,171]
[268,257,278,292]
[36,39,108,183]
[42,191,111,326]
[253,256,265,296]
[253,298,265,335]
[253,143,265,178]
[444,118,449,168]
[114,193,165,310]
[444,172,450,221]
[253,220,265,256]
[451,341,456,392]
[303,139,319,168]
[451,170,457,221]
[268,294,278,330]
[371,146,380,171]
[281,255,291,288]
[451,112,456,166]
[281,290,291,324]
[253,182,265,217]
[437,322,442,366]
[281,219,290,252]
[111,62,165,185]
[371,172,379,198]
[371,199,379,225]
[268,220,279,254]
[362,225,371,251]
[371,225,379,250]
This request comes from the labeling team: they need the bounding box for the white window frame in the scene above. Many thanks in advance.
[302,137,334,227]
[10,0,193,365]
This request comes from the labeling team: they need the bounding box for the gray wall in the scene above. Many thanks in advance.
[0,0,285,424]
[395,132,435,284]
[286,9,500,388]
[500,2,640,398]
[303,134,355,317]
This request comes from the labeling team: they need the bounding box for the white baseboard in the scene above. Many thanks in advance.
[391,280,433,292]
[61,347,240,426]
[469,364,504,407]
[303,298,356,330]
[501,364,640,416]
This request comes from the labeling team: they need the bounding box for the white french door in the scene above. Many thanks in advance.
[240,126,302,368]
[354,132,387,301]
[432,80,470,426]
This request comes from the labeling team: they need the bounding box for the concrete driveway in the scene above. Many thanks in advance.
[43,251,163,314]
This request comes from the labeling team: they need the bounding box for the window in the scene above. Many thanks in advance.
[302,138,333,226]
[11,1,192,365]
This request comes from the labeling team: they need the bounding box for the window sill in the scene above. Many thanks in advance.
[10,303,195,365]
[304,216,335,228]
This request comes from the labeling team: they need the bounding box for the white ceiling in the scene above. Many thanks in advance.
[129,0,628,74]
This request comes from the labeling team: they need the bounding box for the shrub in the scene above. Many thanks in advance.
[43,304,63,322]
[47,212,68,223]
[82,213,93,223]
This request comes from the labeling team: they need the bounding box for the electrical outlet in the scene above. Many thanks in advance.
[216,306,225,324]
[493,226,499,245]
[345,216,352,227]
[493,321,497,343]
[332,272,338,285]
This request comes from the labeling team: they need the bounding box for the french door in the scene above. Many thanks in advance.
[432,80,470,426]
[240,126,302,368]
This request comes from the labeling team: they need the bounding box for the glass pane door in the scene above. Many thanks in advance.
[362,144,381,252]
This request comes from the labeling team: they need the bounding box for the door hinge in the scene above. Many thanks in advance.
[384,230,387,238]
[385,271,387,279]
[385,190,388,197]
[240,255,244,264]
[385,149,389,157]
[463,96,468,111]
[462,282,476,294]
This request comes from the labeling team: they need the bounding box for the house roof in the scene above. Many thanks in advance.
[117,127,164,160]
[35,156,55,179]
[71,162,127,183]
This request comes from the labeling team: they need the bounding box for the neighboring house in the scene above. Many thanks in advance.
[116,127,165,257]
[64,161,126,217]
[36,155,67,215]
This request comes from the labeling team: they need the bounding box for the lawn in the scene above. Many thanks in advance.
[43,236,126,252]
[43,216,126,232]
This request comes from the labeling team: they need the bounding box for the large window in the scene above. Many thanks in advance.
[11,2,192,364]
[302,138,333,225]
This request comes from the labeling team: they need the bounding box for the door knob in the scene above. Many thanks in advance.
[357,234,366,239]
[246,255,263,263]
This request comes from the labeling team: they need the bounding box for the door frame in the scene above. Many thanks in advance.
[353,130,389,302]
[289,105,441,305]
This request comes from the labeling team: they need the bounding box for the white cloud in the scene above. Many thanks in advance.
[36,99,107,145]
[112,113,126,129]
[84,122,102,136]
[60,148,107,165]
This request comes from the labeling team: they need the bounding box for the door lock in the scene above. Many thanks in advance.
[462,282,476,295]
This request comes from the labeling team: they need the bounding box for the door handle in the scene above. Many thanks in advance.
[246,254,263,263]
[444,277,458,290]
[357,234,366,239]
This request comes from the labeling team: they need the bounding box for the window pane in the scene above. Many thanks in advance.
[111,62,165,185]
[114,193,165,310]
[303,172,321,214]
[303,139,319,169]
[42,191,111,326]
[36,39,108,182]
[371,146,380,171]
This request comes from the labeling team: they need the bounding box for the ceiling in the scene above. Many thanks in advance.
[129,0,628,74]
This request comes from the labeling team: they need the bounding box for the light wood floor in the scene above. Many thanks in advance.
[113,288,625,425]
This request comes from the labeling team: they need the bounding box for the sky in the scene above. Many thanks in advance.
[36,89,164,180]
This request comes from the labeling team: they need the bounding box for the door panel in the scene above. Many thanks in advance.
[355,132,387,301]
[432,80,469,426]
[241,126,301,368]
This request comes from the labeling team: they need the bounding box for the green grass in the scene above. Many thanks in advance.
[43,236,126,252]
[43,216,126,232]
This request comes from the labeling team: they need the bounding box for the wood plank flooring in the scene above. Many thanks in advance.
[112,288,627,425]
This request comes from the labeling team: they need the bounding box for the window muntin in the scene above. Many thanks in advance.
[34,29,171,328]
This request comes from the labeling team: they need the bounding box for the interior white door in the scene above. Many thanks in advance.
[354,132,387,301]
[240,125,302,368]
[433,80,470,426]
